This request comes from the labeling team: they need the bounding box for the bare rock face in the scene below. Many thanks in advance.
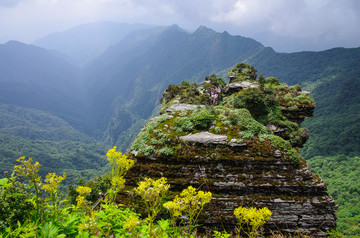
[127,140,336,237]
[227,82,259,94]
[180,132,228,144]
[282,105,316,124]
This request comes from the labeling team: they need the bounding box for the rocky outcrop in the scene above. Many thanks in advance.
[179,132,246,147]
[126,63,336,236]
[282,105,316,124]
[127,141,336,236]
[226,81,259,94]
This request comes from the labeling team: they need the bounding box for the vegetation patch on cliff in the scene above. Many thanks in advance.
[130,63,314,165]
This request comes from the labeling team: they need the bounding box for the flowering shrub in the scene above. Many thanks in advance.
[2,151,274,237]
[234,206,272,238]
[42,172,67,218]
[76,186,92,208]
[163,186,212,235]
[42,172,67,195]
[134,177,170,219]
[106,146,134,202]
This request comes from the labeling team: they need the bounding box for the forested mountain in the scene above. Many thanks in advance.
[0,102,108,185]
[1,23,359,234]
[0,41,107,184]
[0,40,87,131]
[34,21,153,66]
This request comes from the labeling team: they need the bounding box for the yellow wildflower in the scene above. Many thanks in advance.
[76,186,92,196]
[134,177,170,224]
[14,156,41,182]
[42,172,66,194]
[124,216,140,230]
[76,195,86,208]
[234,206,272,237]
[163,185,212,229]
[163,201,182,218]
[106,146,134,178]
[172,186,212,214]
[111,176,125,189]
[134,177,170,203]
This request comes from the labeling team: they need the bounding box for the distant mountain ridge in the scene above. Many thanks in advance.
[0,40,106,184]
[33,21,154,66]
[0,40,87,129]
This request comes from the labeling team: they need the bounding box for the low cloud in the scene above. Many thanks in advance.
[0,0,359,51]
[0,0,22,8]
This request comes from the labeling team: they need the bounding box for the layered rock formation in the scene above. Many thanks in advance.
[126,63,336,236]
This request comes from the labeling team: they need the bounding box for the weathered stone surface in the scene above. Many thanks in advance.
[274,149,282,157]
[228,81,258,89]
[180,132,228,144]
[179,132,247,147]
[300,90,311,95]
[226,81,259,94]
[282,105,315,124]
[127,141,337,237]
[166,103,205,113]
[267,124,287,133]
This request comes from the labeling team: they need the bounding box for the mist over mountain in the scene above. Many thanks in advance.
[33,21,154,66]
[0,40,107,183]
[0,40,88,129]
[250,31,353,53]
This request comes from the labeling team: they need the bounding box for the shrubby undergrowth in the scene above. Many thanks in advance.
[0,147,272,237]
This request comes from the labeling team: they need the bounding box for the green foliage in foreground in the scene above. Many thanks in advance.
[307,155,360,236]
[0,148,271,237]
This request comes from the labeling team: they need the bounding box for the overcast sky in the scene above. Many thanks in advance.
[0,0,359,52]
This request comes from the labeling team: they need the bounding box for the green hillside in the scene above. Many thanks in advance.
[0,134,108,186]
[0,41,88,132]
[0,103,91,142]
[308,155,360,235]
[0,103,108,185]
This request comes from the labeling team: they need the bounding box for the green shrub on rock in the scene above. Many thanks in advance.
[158,147,174,156]
[190,108,216,129]
[174,117,194,132]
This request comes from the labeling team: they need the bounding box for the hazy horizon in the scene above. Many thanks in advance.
[1,0,359,53]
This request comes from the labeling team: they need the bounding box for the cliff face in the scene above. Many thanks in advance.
[126,63,336,236]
